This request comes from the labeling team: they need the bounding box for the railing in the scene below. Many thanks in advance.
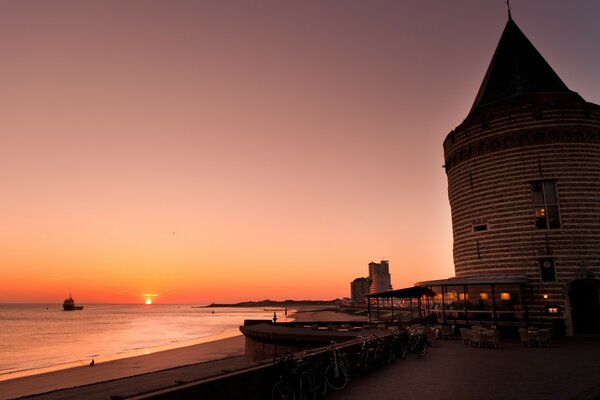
[128,331,411,400]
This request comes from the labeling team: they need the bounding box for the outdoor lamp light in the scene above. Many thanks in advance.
[500,292,510,300]
[543,293,549,299]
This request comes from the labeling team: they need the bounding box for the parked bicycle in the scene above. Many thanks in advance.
[386,329,409,363]
[406,328,428,358]
[324,342,349,391]
[271,352,325,400]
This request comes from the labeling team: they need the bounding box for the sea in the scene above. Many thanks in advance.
[0,303,285,381]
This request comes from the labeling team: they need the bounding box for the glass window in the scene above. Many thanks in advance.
[532,182,544,204]
[543,181,557,203]
[531,180,561,229]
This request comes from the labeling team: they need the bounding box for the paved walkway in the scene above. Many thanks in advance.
[327,337,600,400]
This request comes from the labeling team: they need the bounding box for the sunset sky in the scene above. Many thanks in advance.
[2,1,599,304]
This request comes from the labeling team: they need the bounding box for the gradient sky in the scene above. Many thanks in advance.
[2,1,599,304]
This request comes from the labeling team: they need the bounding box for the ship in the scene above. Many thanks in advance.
[63,294,84,311]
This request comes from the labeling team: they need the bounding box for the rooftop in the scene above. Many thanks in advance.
[469,17,575,115]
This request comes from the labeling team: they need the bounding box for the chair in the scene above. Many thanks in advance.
[460,328,472,345]
[440,325,453,340]
[518,328,532,347]
[488,329,501,348]
[471,329,482,347]
[536,329,551,347]
[425,328,438,346]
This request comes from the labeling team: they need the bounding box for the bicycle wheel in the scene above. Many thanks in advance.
[325,362,348,390]
[400,343,409,360]
[314,362,328,396]
[299,369,317,400]
[416,339,428,358]
[272,379,296,400]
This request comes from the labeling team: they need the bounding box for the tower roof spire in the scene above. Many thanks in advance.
[468,18,573,115]
[507,0,512,21]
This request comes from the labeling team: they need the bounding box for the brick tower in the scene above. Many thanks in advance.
[443,16,600,335]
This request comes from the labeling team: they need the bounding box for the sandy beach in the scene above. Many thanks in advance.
[0,335,247,400]
[0,306,357,399]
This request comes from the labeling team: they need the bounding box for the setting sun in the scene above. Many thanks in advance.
[145,299,152,305]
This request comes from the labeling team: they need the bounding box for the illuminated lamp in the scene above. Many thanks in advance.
[542,293,549,299]
[500,292,511,300]
[480,293,489,300]
[459,293,469,300]
[548,307,559,314]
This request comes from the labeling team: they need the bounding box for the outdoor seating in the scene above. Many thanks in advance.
[535,329,551,347]
[471,328,482,347]
[460,327,472,345]
[440,325,453,340]
[486,329,501,348]
[518,328,532,347]
[425,327,438,346]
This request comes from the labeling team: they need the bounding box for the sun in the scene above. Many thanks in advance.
[145,299,152,305]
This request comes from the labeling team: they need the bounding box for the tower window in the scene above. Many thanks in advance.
[473,224,488,232]
[531,180,561,229]
[539,258,556,282]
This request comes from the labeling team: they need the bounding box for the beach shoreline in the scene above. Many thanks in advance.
[0,328,243,383]
[0,334,248,399]
[0,306,363,399]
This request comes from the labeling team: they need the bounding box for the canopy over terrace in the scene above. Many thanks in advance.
[366,286,437,324]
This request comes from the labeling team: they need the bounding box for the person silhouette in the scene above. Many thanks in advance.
[89,359,95,367]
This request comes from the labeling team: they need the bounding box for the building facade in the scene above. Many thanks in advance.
[442,16,600,335]
[350,277,370,304]
[368,260,392,294]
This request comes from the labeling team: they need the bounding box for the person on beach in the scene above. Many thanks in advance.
[89,359,95,367]
[273,312,277,323]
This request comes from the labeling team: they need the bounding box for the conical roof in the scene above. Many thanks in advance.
[469,17,573,114]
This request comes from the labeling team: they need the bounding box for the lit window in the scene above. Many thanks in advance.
[531,180,561,229]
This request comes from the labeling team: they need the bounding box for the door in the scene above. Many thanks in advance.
[569,280,600,334]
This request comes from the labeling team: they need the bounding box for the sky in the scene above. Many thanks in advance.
[1,1,599,304]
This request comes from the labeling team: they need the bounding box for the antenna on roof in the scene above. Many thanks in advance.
[506,0,512,21]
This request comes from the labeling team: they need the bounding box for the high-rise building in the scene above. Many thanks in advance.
[350,277,370,304]
[440,14,600,335]
[368,260,392,294]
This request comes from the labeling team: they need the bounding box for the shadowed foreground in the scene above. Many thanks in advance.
[327,337,600,400]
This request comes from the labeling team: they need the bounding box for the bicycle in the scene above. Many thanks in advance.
[386,330,408,363]
[406,329,428,358]
[271,352,324,400]
[324,342,349,391]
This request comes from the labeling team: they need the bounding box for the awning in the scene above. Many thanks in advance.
[366,286,436,299]
[416,274,528,287]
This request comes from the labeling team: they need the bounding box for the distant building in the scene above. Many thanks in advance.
[368,260,392,294]
[350,277,370,304]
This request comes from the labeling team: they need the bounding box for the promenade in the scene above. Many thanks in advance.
[328,336,600,400]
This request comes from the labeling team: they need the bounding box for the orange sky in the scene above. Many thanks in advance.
[2,1,599,304]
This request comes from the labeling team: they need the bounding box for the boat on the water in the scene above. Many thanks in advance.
[63,294,83,311]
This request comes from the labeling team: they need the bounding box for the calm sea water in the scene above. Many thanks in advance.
[0,304,282,380]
